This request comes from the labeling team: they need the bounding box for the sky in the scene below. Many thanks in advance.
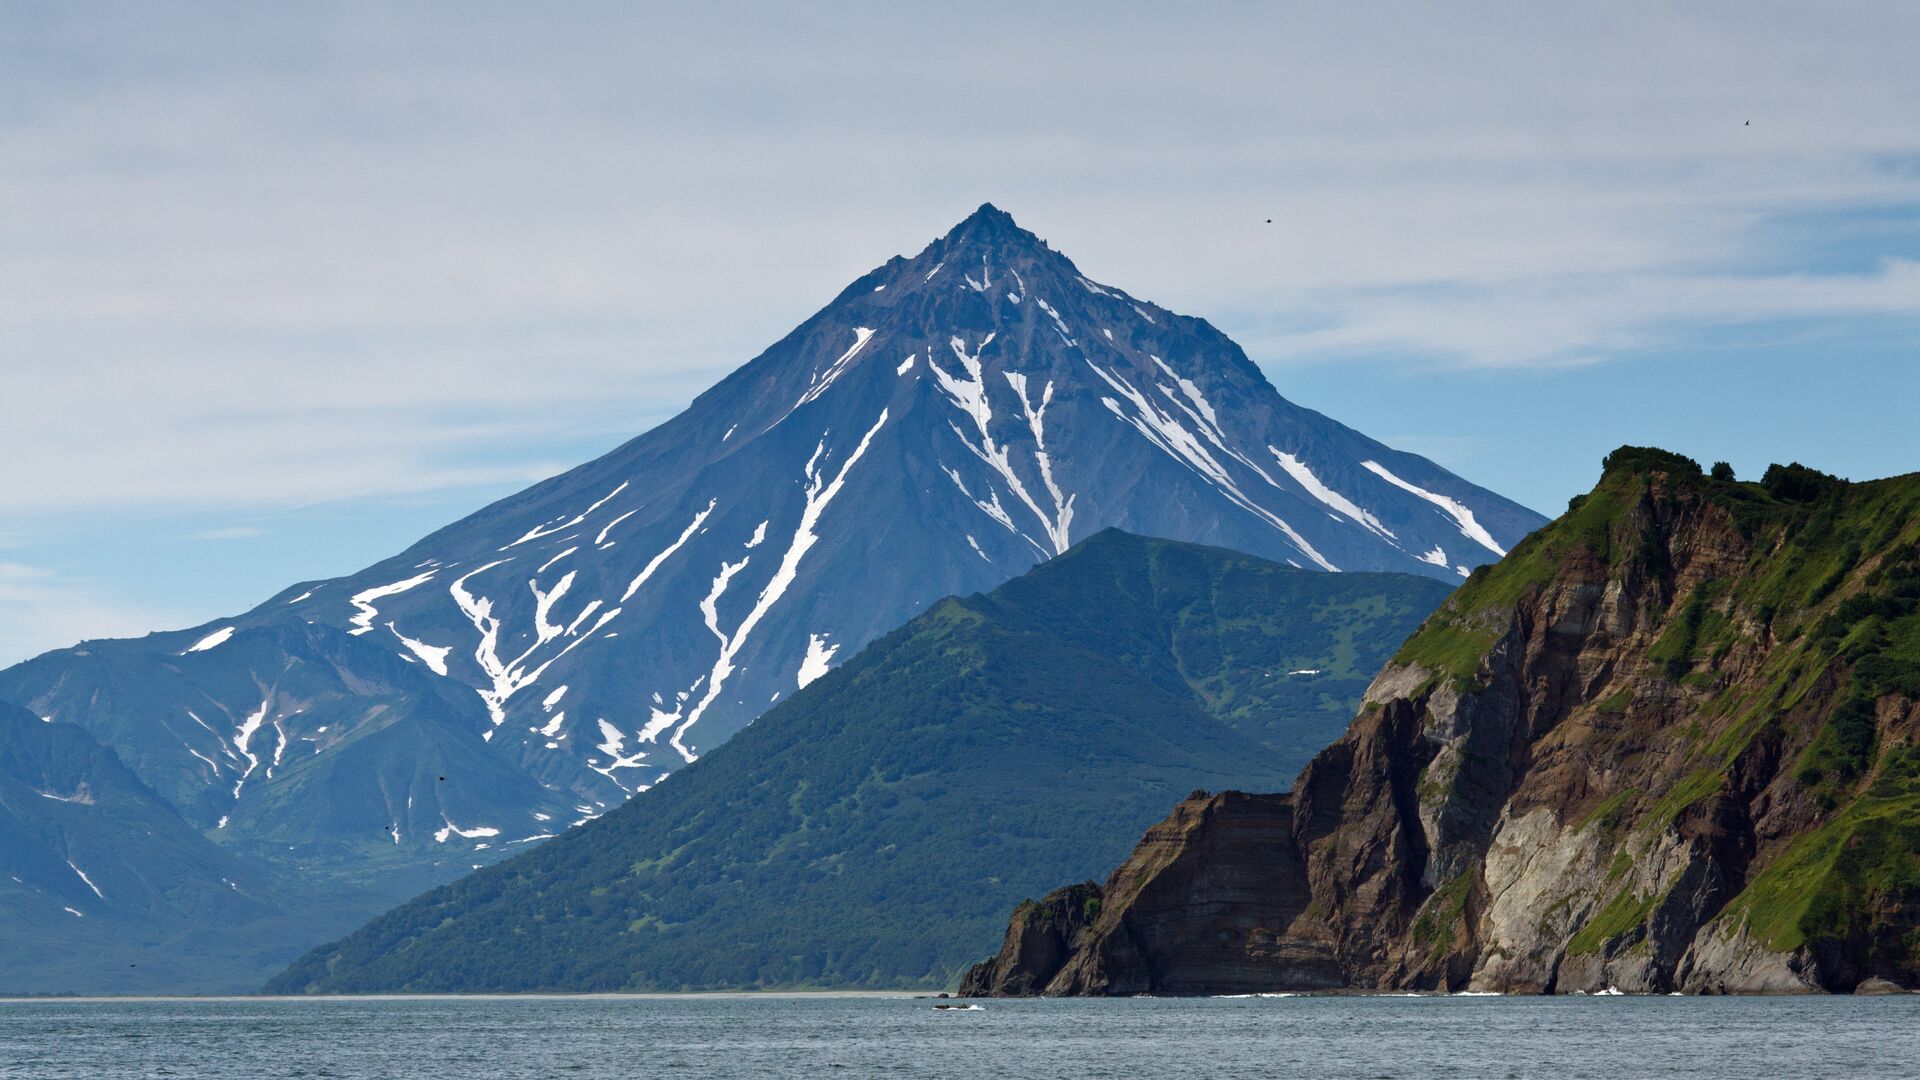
[4,1,1919,666]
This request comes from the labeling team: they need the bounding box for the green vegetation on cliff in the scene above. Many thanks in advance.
[1394,447,1920,977]
[964,449,1920,996]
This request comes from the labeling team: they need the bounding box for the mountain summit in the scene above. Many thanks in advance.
[0,206,1543,989]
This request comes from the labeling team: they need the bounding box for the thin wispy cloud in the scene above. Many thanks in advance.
[1,2,1916,664]
[0,561,183,664]
[5,2,1917,516]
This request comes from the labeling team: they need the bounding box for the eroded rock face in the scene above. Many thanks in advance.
[965,454,1920,996]
[960,791,1336,997]
[958,883,1102,997]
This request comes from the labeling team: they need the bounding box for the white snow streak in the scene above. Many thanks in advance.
[67,861,103,899]
[1089,361,1337,571]
[503,482,629,549]
[1360,461,1507,556]
[1146,356,1292,495]
[1270,450,1395,541]
[1003,371,1075,553]
[229,701,270,802]
[621,502,715,602]
[537,546,577,574]
[595,508,638,546]
[452,559,623,730]
[670,409,890,762]
[185,709,236,761]
[1151,356,1219,431]
[184,626,235,653]
[792,326,877,414]
[562,599,603,638]
[638,701,682,745]
[589,717,653,787]
[185,745,221,778]
[388,623,452,676]
[1032,298,1076,348]
[526,571,576,651]
[434,819,501,843]
[942,465,1025,542]
[797,633,838,689]
[964,255,992,293]
[929,334,1073,554]
[347,571,437,636]
[745,520,768,549]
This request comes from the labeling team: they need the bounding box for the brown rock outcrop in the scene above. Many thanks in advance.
[964,450,1920,996]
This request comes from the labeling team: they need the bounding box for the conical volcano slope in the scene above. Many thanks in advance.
[0,206,1543,990]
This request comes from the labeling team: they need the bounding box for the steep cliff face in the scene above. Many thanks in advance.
[965,450,1920,995]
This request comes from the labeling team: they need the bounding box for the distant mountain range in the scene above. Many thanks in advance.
[963,452,1920,997]
[267,530,1452,992]
[0,205,1542,992]
[0,701,361,992]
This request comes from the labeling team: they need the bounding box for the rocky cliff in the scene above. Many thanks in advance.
[963,449,1920,996]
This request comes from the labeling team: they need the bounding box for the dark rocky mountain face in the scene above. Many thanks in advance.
[964,451,1920,997]
[0,206,1540,990]
[264,531,1451,994]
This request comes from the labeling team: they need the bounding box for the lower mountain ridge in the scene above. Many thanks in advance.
[0,702,361,993]
[266,530,1448,992]
[964,450,1920,996]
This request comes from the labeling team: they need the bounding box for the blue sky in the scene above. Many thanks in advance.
[3,2,1919,665]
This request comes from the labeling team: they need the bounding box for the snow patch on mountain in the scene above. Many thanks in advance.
[388,623,452,675]
[669,410,890,762]
[184,626,235,654]
[348,572,437,636]
[797,633,838,689]
[435,819,501,843]
[505,482,629,550]
[67,860,104,899]
[932,334,1073,555]
[1090,361,1336,572]
[1270,450,1395,542]
[1360,460,1507,556]
[789,326,878,417]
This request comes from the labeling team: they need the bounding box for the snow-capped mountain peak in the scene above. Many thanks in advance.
[0,204,1544,890]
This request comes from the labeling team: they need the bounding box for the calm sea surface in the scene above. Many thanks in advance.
[1,993,1914,1079]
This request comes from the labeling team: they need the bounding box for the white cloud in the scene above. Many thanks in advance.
[189,526,268,540]
[1240,258,1920,369]
[2,2,1918,517]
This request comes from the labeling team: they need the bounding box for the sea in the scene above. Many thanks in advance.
[1,992,1914,1079]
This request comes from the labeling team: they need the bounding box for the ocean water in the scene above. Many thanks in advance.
[1,992,1914,1079]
